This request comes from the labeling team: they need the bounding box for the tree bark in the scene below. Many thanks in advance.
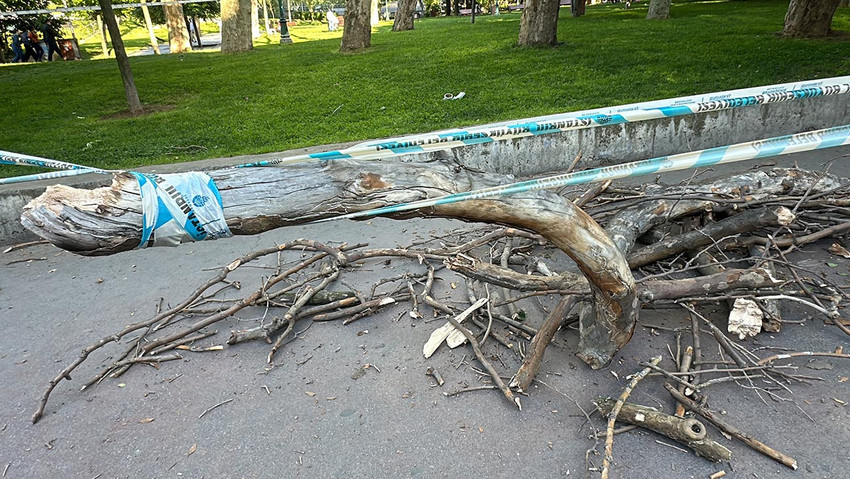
[646,0,671,19]
[193,17,203,47]
[164,4,193,53]
[97,0,143,115]
[627,207,794,268]
[781,0,841,37]
[511,296,578,391]
[252,0,261,38]
[341,0,372,51]
[222,0,254,52]
[595,398,731,462]
[21,158,639,370]
[571,0,585,17]
[517,0,560,47]
[393,0,418,31]
[140,0,161,55]
[371,0,380,25]
[97,14,109,57]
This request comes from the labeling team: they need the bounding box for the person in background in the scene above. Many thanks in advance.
[20,29,40,62]
[27,26,44,61]
[41,20,63,61]
[10,29,25,62]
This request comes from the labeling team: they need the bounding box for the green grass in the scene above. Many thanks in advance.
[1,0,848,178]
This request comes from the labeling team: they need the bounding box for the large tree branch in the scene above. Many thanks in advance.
[22,158,638,369]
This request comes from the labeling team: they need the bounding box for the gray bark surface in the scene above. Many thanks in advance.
[393,0,418,31]
[222,0,255,53]
[782,0,841,37]
[646,0,671,19]
[164,4,192,53]
[341,0,372,51]
[518,0,560,46]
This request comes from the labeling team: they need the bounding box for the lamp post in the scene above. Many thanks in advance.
[277,0,293,43]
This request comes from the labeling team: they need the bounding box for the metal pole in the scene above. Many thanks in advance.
[277,0,292,43]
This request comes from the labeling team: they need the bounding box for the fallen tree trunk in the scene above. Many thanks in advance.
[22,158,638,369]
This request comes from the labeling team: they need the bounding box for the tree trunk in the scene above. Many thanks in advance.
[517,0,560,47]
[0,31,7,63]
[221,0,254,53]
[445,0,452,15]
[97,0,143,115]
[164,4,193,53]
[646,0,671,19]
[97,14,109,57]
[193,17,203,47]
[341,0,372,51]
[252,0,261,38]
[140,0,161,54]
[781,0,841,37]
[393,0,418,30]
[262,0,271,33]
[371,0,380,26]
[21,158,639,370]
[571,0,585,17]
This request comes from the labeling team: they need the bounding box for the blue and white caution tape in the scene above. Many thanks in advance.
[315,124,850,223]
[3,76,849,185]
[232,76,850,169]
[0,149,108,186]
[0,168,100,185]
[132,172,232,248]
[0,149,108,173]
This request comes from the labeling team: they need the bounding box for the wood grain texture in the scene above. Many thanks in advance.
[22,158,638,369]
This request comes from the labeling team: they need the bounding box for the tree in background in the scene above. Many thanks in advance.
[517,0,560,46]
[393,0,418,30]
[781,0,841,37]
[164,2,192,52]
[221,0,253,52]
[646,0,670,19]
[96,0,142,114]
[341,0,371,51]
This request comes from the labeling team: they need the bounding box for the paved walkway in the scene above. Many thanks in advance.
[1,153,848,478]
[129,32,222,56]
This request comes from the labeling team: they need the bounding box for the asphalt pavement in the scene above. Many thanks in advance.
[1,150,849,478]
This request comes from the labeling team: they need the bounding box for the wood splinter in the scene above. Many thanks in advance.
[426,367,445,386]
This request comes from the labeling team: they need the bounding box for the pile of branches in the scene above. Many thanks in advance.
[26,164,850,475]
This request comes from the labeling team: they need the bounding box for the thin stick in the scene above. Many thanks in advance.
[601,355,662,479]
[681,304,750,367]
[758,351,850,366]
[442,385,498,397]
[268,269,340,363]
[674,346,693,417]
[198,398,234,419]
[2,239,48,253]
[445,315,521,410]
[31,240,339,424]
[665,383,797,470]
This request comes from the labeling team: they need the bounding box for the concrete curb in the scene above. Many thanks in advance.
[2,92,847,246]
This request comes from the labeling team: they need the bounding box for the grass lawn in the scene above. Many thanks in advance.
[1,0,848,178]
